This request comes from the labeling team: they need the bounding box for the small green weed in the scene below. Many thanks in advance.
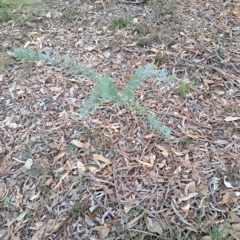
[155,52,167,64]
[174,79,191,96]
[66,144,75,157]
[0,0,35,6]
[79,127,113,153]
[0,197,14,211]
[0,52,9,70]
[21,142,33,159]
[152,2,175,23]
[167,39,177,47]
[71,204,84,217]
[178,138,191,150]
[233,128,240,133]
[0,0,41,27]
[61,7,81,23]
[27,162,41,177]
[137,38,152,47]
[134,23,150,35]
[110,13,133,30]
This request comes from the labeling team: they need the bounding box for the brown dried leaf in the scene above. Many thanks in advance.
[136,153,155,167]
[126,211,145,229]
[32,225,45,240]
[0,182,6,199]
[0,151,13,166]
[52,152,65,166]
[201,237,212,240]
[185,182,196,195]
[71,140,90,149]
[179,192,198,201]
[174,165,182,174]
[15,188,23,207]
[155,145,169,157]
[53,222,63,233]
[181,203,191,212]
[224,116,240,122]
[157,159,166,169]
[124,205,132,214]
[77,161,86,175]
[92,154,111,164]
[45,219,55,233]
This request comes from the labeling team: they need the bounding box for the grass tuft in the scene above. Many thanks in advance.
[155,52,167,64]
[137,38,152,47]
[70,204,84,217]
[0,7,12,22]
[174,79,191,96]
[110,13,133,30]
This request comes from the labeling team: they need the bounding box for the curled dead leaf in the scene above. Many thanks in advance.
[136,153,155,167]
[124,205,132,214]
[77,161,86,175]
[46,11,52,18]
[223,176,233,188]
[0,151,13,166]
[52,152,65,166]
[146,217,163,235]
[179,192,198,201]
[201,236,212,240]
[0,182,6,199]
[91,226,110,239]
[85,214,95,226]
[174,165,181,174]
[181,203,191,212]
[126,211,145,229]
[155,145,169,157]
[53,222,63,232]
[71,140,90,149]
[92,154,111,164]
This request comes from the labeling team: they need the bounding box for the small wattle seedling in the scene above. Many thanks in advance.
[9,47,174,138]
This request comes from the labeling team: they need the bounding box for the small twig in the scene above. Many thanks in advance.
[85,173,116,187]
[117,0,145,4]
[171,200,195,227]
[12,157,26,163]
[214,48,240,74]
[138,136,155,162]
[112,168,126,229]
[176,56,240,88]
[192,0,232,37]
[207,65,240,88]
[52,180,81,209]
[86,186,115,217]
[160,175,175,210]
[129,229,160,237]
[149,109,213,129]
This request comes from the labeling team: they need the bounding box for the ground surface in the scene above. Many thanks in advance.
[0,0,240,239]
